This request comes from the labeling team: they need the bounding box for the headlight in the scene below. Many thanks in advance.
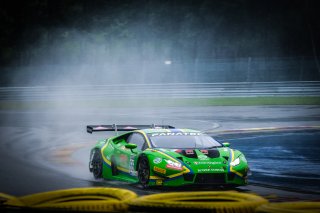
[165,159,183,171]
[230,157,240,166]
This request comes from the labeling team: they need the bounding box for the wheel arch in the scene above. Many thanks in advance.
[135,154,148,171]
[94,139,108,149]
[90,148,103,179]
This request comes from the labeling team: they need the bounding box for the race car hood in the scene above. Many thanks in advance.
[151,147,239,174]
[154,147,232,159]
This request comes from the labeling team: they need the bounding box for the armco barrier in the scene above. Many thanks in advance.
[0,81,319,101]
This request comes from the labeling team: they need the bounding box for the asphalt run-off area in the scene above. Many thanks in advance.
[0,104,319,203]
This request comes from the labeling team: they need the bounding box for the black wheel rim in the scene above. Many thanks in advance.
[138,158,150,186]
[92,150,102,178]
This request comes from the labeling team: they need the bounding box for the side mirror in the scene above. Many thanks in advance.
[222,142,230,147]
[125,143,137,150]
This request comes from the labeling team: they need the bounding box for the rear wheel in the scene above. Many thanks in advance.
[91,149,103,179]
[138,156,150,188]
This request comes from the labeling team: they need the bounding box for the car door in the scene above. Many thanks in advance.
[127,132,148,151]
[126,132,149,176]
[113,134,132,173]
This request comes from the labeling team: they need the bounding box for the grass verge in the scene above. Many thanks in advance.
[0,96,319,110]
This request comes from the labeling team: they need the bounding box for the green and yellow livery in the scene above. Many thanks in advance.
[88,124,249,187]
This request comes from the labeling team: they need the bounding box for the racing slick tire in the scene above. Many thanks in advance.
[137,156,150,188]
[91,149,103,179]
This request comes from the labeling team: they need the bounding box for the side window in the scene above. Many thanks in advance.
[141,142,148,151]
[127,133,147,150]
[113,133,130,143]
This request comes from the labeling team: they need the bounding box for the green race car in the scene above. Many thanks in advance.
[88,124,249,187]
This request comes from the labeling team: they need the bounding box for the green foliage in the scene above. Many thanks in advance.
[1,96,319,110]
[0,0,319,66]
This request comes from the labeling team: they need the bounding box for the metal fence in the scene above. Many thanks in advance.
[1,56,319,86]
[0,81,319,101]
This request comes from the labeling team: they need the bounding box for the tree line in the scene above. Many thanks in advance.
[1,0,319,66]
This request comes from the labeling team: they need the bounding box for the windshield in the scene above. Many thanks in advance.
[148,132,222,149]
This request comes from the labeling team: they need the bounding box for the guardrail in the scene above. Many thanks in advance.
[0,81,319,101]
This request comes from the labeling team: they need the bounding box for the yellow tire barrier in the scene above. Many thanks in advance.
[255,202,320,213]
[4,187,137,212]
[0,192,19,204]
[0,193,16,201]
[127,191,269,213]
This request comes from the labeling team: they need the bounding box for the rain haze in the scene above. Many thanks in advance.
[1,0,320,86]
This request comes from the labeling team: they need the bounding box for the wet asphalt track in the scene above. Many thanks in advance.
[0,105,320,201]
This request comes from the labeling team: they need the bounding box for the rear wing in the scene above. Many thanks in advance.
[87,124,175,134]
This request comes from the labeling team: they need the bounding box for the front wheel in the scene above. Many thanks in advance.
[90,149,103,179]
[138,156,150,188]
[111,157,118,176]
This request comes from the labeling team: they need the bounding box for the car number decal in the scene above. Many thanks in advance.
[129,155,137,176]
[153,157,162,164]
